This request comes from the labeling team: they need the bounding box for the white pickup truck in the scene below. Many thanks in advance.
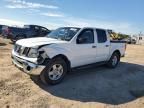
[12,27,126,85]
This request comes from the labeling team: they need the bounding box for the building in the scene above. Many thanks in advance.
[138,36,144,45]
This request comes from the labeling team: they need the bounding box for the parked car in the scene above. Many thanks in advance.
[2,25,51,42]
[0,25,6,35]
[127,37,136,44]
[11,27,127,85]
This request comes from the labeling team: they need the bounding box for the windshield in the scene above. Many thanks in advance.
[47,27,80,41]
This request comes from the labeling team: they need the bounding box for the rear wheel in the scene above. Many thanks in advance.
[107,52,120,68]
[40,58,67,85]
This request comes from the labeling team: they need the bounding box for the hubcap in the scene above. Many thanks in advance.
[112,56,118,66]
[48,64,63,80]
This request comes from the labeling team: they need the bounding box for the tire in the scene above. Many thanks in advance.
[40,58,67,85]
[107,52,120,68]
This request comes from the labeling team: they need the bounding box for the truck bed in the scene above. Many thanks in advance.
[110,40,127,43]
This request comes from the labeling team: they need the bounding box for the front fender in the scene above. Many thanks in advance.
[38,44,69,59]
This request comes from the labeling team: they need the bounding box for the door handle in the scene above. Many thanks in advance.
[92,46,97,48]
[105,45,109,47]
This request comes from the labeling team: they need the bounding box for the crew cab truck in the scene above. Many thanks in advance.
[11,27,126,85]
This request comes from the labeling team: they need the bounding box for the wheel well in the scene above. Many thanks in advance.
[52,54,71,72]
[113,50,121,58]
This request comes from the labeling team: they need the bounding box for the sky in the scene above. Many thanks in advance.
[0,0,144,35]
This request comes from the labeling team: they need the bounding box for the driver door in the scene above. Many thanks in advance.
[72,29,97,67]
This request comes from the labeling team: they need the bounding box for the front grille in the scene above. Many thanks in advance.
[22,47,30,56]
[14,44,30,56]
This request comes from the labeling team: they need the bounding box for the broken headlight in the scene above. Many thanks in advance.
[28,48,39,58]
[37,51,49,65]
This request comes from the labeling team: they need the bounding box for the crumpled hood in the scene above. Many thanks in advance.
[16,37,67,47]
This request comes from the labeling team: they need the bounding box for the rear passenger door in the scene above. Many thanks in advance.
[96,29,110,61]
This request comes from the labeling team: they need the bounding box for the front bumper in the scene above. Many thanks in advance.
[12,54,45,75]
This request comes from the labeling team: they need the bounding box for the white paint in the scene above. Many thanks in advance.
[16,37,68,47]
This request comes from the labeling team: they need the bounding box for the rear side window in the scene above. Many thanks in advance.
[41,27,47,31]
[96,29,107,43]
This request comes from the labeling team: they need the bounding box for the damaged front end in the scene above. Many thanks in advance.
[12,54,45,75]
[12,45,50,75]
[37,50,50,65]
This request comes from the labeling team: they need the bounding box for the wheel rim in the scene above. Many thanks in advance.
[112,56,118,66]
[48,64,63,81]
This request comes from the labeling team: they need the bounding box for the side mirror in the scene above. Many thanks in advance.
[77,37,87,44]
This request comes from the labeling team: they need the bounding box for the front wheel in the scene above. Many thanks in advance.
[107,52,120,68]
[40,58,67,85]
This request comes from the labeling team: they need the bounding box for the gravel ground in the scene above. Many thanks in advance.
[0,38,144,108]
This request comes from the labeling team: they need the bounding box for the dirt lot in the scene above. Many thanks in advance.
[0,38,144,108]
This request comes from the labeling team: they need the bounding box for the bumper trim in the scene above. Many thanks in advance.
[12,55,45,75]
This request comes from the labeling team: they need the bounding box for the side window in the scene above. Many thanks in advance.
[77,29,94,44]
[41,27,47,31]
[96,29,107,43]
[35,26,39,30]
